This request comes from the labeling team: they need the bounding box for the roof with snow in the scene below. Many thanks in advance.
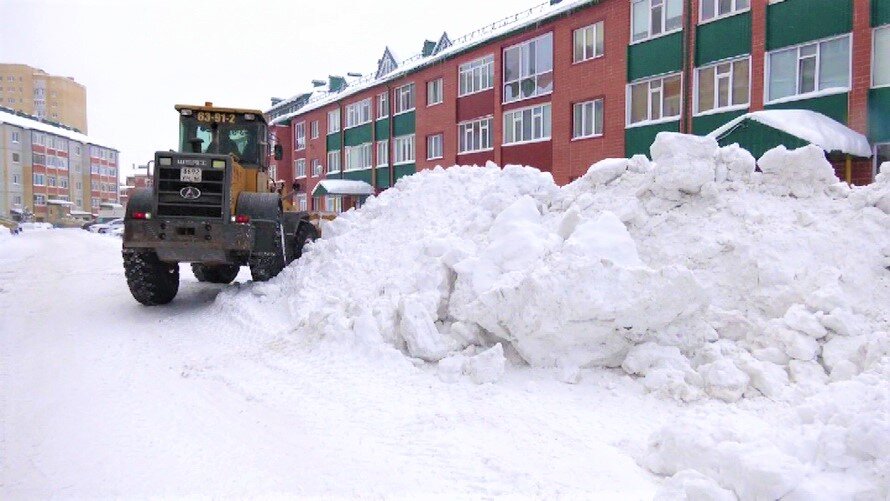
[270,0,596,124]
[312,179,375,197]
[708,110,872,158]
[0,108,116,149]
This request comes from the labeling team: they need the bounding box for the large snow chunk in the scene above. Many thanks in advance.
[650,133,719,195]
[399,299,457,362]
[654,470,736,501]
[464,343,506,384]
[698,358,749,402]
[757,145,837,198]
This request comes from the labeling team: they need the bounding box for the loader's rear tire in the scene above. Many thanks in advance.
[123,250,179,305]
[249,251,285,282]
[191,263,240,284]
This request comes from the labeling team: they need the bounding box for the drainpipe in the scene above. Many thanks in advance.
[388,84,394,188]
[845,154,853,186]
[682,0,693,134]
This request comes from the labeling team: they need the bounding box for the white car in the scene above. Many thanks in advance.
[92,218,124,234]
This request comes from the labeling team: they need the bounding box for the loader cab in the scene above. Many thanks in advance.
[175,104,269,170]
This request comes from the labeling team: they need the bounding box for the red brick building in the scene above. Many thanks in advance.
[267,0,890,211]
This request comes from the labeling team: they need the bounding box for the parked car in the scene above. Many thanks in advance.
[82,216,118,231]
[92,218,124,234]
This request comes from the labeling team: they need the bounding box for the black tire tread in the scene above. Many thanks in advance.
[123,250,179,305]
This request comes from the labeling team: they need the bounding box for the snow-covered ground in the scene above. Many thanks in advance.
[2,134,888,498]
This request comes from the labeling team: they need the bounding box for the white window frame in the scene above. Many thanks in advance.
[34,173,45,185]
[345,99,372,129]
[458,116,493,154]
[393,83,416,115]
[427,134,444,160]
[427,78,444,106]
[765,33,852,104]
[393,134,415,165]
[699,0,750,24]
[311,120,319,139]
[626,72,683,127]
[327,109,341,134]
[503,32,554,104]
[34,195,46,206]
[631,0,683,44]
[294,122,306,151]
[12,173,20,184]
[694,55,751,115]
[376,140,389,167]
[572,99,605,140]
[11,131,20,143]
[325,197,342,213]
[12,152,20,163]
[573,21,605,63]
[873,25,890,89]
[345,143,372,171]
[377,92,389,118]
[297,194,308,211]
[326,151,340,174]
[874,143,890,178]
[294,158,307,178]
[459,55,495,97]
[503,103,552,146]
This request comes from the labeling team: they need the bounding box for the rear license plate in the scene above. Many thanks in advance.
[180,167,202,182]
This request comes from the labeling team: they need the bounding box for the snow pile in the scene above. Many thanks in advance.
[214,132,889,498]
[220,133,889,395]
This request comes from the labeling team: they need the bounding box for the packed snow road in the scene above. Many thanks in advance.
[0,229,720,498]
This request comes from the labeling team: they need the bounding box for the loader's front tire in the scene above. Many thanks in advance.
[123,250,179,305]
[191,263,240,284]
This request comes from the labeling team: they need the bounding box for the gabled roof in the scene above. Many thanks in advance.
[376,47,399,79]
[432,32,453,55]
[708,110,872,158]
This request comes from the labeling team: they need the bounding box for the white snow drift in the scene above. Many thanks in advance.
[218,132,890,499]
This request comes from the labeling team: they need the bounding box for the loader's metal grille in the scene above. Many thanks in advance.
[156,167,226,219]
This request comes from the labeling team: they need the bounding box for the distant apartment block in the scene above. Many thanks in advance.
[0,63,88,133]
[0,107,119,221]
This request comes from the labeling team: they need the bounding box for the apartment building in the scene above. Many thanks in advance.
[0,108,118,221]
[0,63,88,133]
[268,0,890,211]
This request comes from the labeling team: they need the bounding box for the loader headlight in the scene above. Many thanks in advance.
[159,157,172,166]
[212,159,226,169]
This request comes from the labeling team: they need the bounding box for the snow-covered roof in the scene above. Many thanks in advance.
[47,199,74,205]
[312,179,375,196]
[708,110,872,158]
[0,109,116,149]
[271,0,595,124]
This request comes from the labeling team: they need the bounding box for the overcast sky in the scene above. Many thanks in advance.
[1,0,543,177]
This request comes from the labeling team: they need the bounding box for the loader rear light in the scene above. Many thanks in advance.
[132,211,151,220]
[232,215,250,224]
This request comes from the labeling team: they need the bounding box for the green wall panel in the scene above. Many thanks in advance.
[393,111,416,136]
[394,164,416,182]
[344,124,372,147]
[764,92,849,125]
[375,119,390,140]
[343,169,373,184]
[692,108,749,136]
[326,132,341,151]
[875,0,890,27]
[870,87,890,143]
[375,167,391,189]
[766,0,852,50]
[696,12,751,65]
[624,121,681,158]
[627,31,683,82]
[713,120,810,159]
